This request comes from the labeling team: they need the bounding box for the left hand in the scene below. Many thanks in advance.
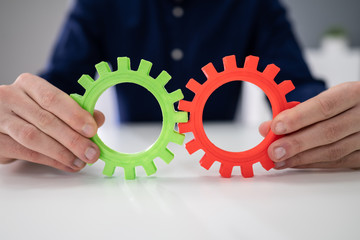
[259,81,360,170]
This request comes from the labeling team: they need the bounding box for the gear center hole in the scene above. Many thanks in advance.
[203,81,272,152]
[96,84,162,154]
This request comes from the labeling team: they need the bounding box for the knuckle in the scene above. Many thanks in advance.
[18,125,39,143]
[14,73,33,85]
[325,146,346,162]
[39,89,59,108]
[289,137,303,154]
[37,110,55,129]
[55,147,73,164]
[316,97,336,118]
[289,154,304,167]
[68,133,83,150]
[322,122,341,143]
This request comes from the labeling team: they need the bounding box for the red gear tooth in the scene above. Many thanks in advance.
[186,78,202,94]
[178,100,193,112]
[244,55,259,70]
[263,64,280,80]
[219,164,233,178]
[201,63,218,78]
[182,55,298,178]
[185,139,201,154]
[199,154,215,170]
[178,122,192,134]
[260,156,275,171]
[278,80,295,95]
[241,165,254,178]
[223,55,237,70]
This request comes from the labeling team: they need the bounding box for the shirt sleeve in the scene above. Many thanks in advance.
[39,0,106,95]
[249,0,326,102]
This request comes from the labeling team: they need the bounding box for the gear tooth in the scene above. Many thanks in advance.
[260,156,275,171]
[155,71,172,87]
[186,78,202,94]
[143,161,157,176]
[199,154,215,170]
[278,80,295,95]
[244,55,259,70]
[117,57,131,71]
[185,139,201,154]
[178,122,192,134]
[169,89,184,103]
[174,111,188,124]
[137,59,153,75]
[178,100,193,112]
[170,131,185,145]
[263,64,280,80]
[102,163,116,177]
[95,62,111,77]
[286,101,300,109]
[159,148,174,164]
[70,93,83,105]
[240,164,254,178]
[201,62,218,78]
[124,167,136,180]
[223,55,237,70]
[219,164,233,178]
[78,75,94,89]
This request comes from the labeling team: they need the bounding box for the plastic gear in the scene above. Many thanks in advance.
[70,57,188,179]
[178,55,299,178]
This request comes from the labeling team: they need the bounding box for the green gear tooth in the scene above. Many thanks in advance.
[174,111,188,123]
[143,161,157,176]
[159,148,174,164]
[137,59,153,75]
[156,71,171,87]
[170,131,185,145]
[95,62,111,76]
[124,167,136,180]
[70,57,189,179]
[103,163,116,177]
[70,93,83,105]
[78,75,94,89]
[169,89,184,103]
[117,57,131,71]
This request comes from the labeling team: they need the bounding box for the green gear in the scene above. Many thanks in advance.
[70,57,188,179]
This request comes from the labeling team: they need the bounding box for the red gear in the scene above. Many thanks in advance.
[178,55,299,178]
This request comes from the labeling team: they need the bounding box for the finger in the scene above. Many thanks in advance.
[271,82,360,135]
[0,114,86,170]
[14,73,98,138]
[0,132,79,172]
[269,107,360,162]
[94,110,105,127]
[273,131,360,169]
[259,120,272,137]
[9,91,99,163]
[292,151,360,169]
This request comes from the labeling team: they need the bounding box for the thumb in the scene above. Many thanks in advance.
[93,110,105,128]
[258,120,272,137]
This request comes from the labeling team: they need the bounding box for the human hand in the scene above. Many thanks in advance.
[0,73,105,172]
[259,82,360,170]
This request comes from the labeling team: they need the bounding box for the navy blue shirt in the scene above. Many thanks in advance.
[41,0,326,122]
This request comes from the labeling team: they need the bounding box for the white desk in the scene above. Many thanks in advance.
[1,123,360,240]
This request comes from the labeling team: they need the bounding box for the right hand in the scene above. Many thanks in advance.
[0,73,105,172]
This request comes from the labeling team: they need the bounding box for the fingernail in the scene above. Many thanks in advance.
[275,161,286,169]
[275,122,286,134]
[82,124,94,137]
[73,158,86,168]
[274,147,286,160]
[85,146,97,161]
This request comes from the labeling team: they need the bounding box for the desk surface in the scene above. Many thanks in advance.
[1,123,360,240]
